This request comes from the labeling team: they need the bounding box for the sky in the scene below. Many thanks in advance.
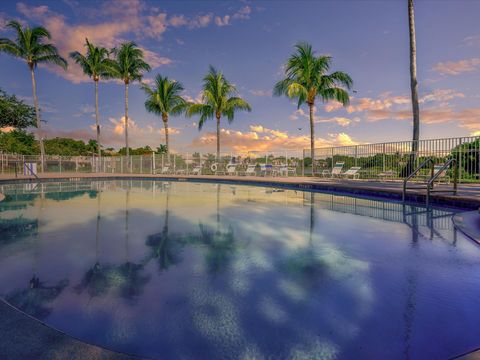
[0,0,479,154]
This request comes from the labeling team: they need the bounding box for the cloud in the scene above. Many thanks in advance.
[191,126,360,154]
[232,6,252,20]
[289,107,359,127]
[463,35,480,47]
[214,15,230,27]
[432,58,480,76]
[188,13,213,29]
[15,2,171,83]
[169,15,188,27]
[183,91,203,104]
[249,89,272,97]
[43,115,181,149]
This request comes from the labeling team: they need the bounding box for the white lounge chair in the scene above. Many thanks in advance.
[260,164,273,176]
[325,162,345,178]
[159,165,171,174]
[245,164,257,176]
[340,166,361,179]
[226,164,238,175]
[190,165,202,175]
[275,165,296,177]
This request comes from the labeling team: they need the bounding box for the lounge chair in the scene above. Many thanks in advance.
[340,166,361,179]
[260,164,273,176]
[226,164,238,175]
[159,165,171,174]
[432,164,450,184]
[190,165,202,175]
[275,165,296,177]
[245,164,257,176]
[378,170,396,181]
[323,162,345,178]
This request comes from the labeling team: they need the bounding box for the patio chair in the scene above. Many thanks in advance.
[190,165,202,175]
[377,170,396,181]
[159,165,171,174]
[275,165,296,177]
[432,164,450,184]
[226,164,238,175]
[340,166,361,179]
[260,164,273,176]
[245,164,257,176]
[329,162,345,178]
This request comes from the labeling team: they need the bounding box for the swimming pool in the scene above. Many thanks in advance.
[0,179,478,359]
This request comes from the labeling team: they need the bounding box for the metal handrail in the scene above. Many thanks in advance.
[426,158,458,207]
[402,157,434,201]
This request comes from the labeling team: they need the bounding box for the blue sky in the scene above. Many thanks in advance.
[0,0,479,153]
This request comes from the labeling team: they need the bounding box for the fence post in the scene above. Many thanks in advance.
[140,156,143,174]
[59,157,62,173]
[302,150,305,177]
[458,138,463,183]
[354,145,358,167]
[152,152,155,174]
[382,143,386,172]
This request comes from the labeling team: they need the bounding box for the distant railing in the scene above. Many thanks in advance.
[303,136,480,183]
[1,136,479,183]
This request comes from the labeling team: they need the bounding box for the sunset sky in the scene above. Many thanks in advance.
[0,0,479,154]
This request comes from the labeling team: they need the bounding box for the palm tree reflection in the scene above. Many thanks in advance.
[185,184,241,275]
[6,278,68,319]
[145,183,184,271]
[76,186,150,301]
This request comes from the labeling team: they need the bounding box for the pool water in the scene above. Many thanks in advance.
[0,180,478,359]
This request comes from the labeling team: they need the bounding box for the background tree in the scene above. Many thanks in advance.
[0,89,36,129]
[69,38,111,159]
[141,75,188,156]
[0,20,67,171]
[106,42,151,165]
[187,66,251,161]
[274,42,352,174]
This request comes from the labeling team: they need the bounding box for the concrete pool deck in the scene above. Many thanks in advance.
[1,172,480,359]
[1,172,479,209]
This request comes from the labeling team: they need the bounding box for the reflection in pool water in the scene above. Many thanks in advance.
[0,180,478,359]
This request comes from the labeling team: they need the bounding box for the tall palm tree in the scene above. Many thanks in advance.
[141,75,188,156]
[274,43,352,174]
[106,42,151,165]
[0,20,67,172]
[408,0,420,173]
[69,38,111,159]
[187,66,251,161]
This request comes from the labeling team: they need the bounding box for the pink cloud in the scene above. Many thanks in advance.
[16,2,171,83]
[432,58,480,76]
[191,126,360,154]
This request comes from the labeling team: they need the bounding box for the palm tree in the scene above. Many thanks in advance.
[141,75,188,156]
[69,39,111,159]
[187,66,251,161]
[408,0,420,174]
[274,43,352,174]
[0,20,67,172]
[106,42,151,165]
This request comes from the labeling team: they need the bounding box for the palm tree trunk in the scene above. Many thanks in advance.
[408,0,420,174]
[31,67,45,172]
[95,79,101,160]
[308,103,315,175]
[163,116,169,156]
[124,82,129,170]
[216,115,221,162]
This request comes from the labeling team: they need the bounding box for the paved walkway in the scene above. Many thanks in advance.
[1,172,479,209]
[0,299,139,360]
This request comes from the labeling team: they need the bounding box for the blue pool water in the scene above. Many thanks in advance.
[0,180,478,359]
